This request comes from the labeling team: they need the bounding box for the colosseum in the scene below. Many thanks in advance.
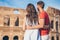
[0,6,60,40]
[46,7,60,40]
[0,6,27,40]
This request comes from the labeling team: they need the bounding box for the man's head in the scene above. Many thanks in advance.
[37,1,45,9]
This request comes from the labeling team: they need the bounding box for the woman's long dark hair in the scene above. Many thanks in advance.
[26,3,38,24]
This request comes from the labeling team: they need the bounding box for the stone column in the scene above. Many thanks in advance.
[59,35,60,40]
[54,34,57,40]
[9,32,13,40]
[0,31,2,40]
[19,15,23,28]
[19,31,24,40]
[54,16,56,32]
[10,15,15,27]
[0,15,4,26]
[58,16,60,33]
[49,32,51,40]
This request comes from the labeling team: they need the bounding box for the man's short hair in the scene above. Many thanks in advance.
[37,1,45,9]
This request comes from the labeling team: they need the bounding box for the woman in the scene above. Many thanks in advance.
[23,3,40,40]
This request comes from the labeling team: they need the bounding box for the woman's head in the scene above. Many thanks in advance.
[26,3,36,13]
[26,3,38,24]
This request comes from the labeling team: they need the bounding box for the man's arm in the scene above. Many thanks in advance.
[27,13,49,29]
[27,19,49,30]
[31,18,45,29]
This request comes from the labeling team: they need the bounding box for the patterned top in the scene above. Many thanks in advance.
[25,17,38,26]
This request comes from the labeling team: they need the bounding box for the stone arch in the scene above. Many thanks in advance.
[51,20,54,29]
[56,21,58,32]
[3,36,9,40]
[56,36,59,40]
[13,36,18,40]
[51,36,54,40]
[4,15,10,26]
[13,9,20,14]
[15,17,19,26]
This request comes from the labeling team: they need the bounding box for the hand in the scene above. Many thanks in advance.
[26,26,32,30]
[44,25,50,29]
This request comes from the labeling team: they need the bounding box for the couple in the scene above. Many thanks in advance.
[23,1,50,40]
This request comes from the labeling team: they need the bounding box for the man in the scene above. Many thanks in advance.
[26,1,50,40]
[37,1,50,40]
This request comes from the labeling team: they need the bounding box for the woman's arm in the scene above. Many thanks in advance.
[26,18,44,29]
[27,18,50,29]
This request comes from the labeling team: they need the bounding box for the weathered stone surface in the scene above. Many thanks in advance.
[0,6,60,40]
[0,6,26,40]
[46,7,60,40]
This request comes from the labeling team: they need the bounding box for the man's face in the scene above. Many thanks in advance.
[37,5,40,11]
[37,5,39,9]
[37,4,43,9]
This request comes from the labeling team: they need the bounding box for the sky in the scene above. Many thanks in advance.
[0,0,60,10]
